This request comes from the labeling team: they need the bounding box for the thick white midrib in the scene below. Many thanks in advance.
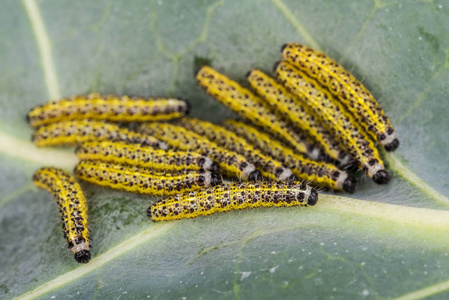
[14,223,175,300]
[0,131,77,170]
[319,194,449,230]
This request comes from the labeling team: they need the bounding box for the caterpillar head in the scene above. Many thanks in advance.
[372,170,390,185]
[307,188,319,206]
[74,250,91,264]
[343,176,357,193]
[384,138,400,152]
[248,170,262,181]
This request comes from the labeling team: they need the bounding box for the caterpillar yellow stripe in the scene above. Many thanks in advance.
[148,181,318,221]
[282,43,399,152]
[222,120,356,193]
[74,160,221,196]
[275,61,390,185]
[76,141,218,172]
[246,69,354,169]
[26,93,190,128]
[32,120,168,149]
[195,66,324,161]
[137,122,262,181]
[176,117,295,182]
[33,167,91,263]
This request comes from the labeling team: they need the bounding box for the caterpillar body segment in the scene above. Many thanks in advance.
[282,43,399,151]
[74,161,221,196]
[76,141,218,172]
[32,167,91,263]
[27,93,190,128]
[32,120,168,149]
[222,120,356,192]
[246,69,354,169]
[137,122,261,181]
[275,61,389,184]
[195,65,323,161]
[148,181,318,221]
[176,117,295,182]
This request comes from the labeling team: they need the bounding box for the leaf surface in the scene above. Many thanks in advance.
[1,0,449,299]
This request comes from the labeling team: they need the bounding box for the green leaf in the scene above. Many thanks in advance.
[1,0,449,299]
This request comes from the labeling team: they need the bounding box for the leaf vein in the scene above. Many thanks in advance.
[270,0,321,51]
[14,223,175,300]
[384,152,449,207]
[340,4,379,63]
[22,0,61,100]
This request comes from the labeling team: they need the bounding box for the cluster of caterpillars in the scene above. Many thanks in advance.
[29,94,221,263]
[29,43,398,263]
[195,43,399,186]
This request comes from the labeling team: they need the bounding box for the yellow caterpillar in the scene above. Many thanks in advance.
[137,122,262,181]
[74,160,221,196]
[282,43,399,151]
[195,66,324,161]
[246,69,354,169]
[76,141,218,172]
[176,117,295,182]
[26,93,190,128]
[33,167,91,263]
[148,181,318,221]
[32,120,168,149]
[275,61,390,185]
[222,120,356,192]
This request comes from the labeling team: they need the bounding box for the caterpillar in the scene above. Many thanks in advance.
[26,93,190,128]
[282,43,399,151]
[246,69,354,169]
[32,120,168,149]
[222,119,356,193]
[275,61,390,184]
[32,167,91,263]
[76,141,218,173]
[74,160,221,196]
[148,181,318,221]
[195,66,324,162]
[176,117,296,182]
[137,122,262,181]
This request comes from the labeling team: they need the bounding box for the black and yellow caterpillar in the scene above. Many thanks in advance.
[74,160,221,196]
[32,120,168,149]
[148,181,318,221]
[33,167,91,263]
[282,43,399,151]
[27,93,190,128]
[76,140,218,172]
